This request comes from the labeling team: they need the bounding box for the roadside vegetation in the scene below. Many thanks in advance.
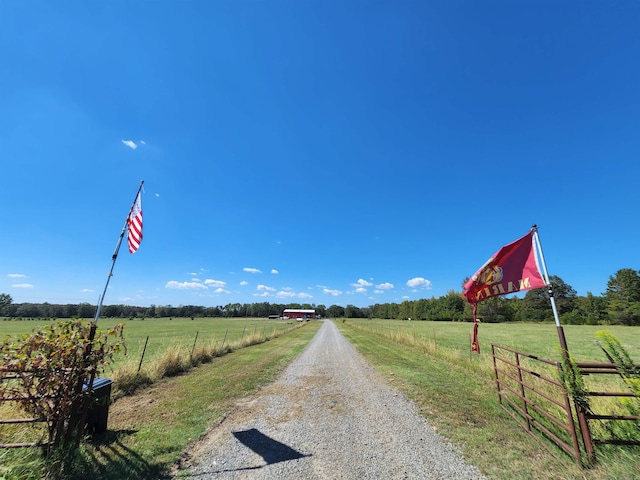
[0,318,315,479]
[337,319,640,480]
[2,312,638,479]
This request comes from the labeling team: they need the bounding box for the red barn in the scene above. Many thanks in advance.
[282,308,315,320]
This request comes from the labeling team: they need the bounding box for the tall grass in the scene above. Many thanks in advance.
[110,321,302,399]
[340,319,640,476]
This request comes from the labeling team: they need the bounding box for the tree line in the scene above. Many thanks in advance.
[2,268,640,326]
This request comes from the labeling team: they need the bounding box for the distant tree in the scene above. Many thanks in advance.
[573,292,607,325]
[343,304,358,318]
[476,296,515,323]
[605,268,640,325]
[0,293,13,315]
[398,300,413,320]
[326,304,345,318]
[520,275,576,322]
[77,302,95,319]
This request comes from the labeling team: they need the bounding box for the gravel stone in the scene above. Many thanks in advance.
[175,319,486,479]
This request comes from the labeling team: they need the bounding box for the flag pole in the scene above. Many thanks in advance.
[531,225,595,462]
[531,224,570,356]
[93,180,144,326]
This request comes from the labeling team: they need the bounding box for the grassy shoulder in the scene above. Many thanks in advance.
[40,320,319,480]
[336,320,638,480]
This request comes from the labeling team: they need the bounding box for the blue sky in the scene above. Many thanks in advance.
[1,1,639,309]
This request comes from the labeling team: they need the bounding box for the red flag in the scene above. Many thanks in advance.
[463,230,546,353]
[127,192,143,253]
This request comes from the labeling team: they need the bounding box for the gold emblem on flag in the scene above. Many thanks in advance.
[477,264,504,285]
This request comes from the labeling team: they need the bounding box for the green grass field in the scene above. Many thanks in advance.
[2,318,638,479]
[337,319,640,480]
[1,317,301,372]
[343,318,640,363]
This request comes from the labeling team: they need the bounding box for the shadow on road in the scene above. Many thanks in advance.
[232,428,309,465]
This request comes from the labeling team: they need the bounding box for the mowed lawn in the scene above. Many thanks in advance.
[1,317,301,371]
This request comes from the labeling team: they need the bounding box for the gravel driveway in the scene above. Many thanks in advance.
[175,319,485,479]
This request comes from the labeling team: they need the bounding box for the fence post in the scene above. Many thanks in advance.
[190,331,199,360]
[221,327,229,349]
[515,351,531,432]
[137,336,149,374]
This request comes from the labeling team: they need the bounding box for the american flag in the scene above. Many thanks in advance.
[127,192,143,253]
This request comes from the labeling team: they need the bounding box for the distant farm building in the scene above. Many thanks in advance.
[282,308,316,320]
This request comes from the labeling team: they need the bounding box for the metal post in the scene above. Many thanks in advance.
[532,224,595,464]
[137,336,149,374]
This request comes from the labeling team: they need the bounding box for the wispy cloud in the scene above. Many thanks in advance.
[121,139,138,149]
[323,288,342,297]
[82,288,94,293]
[243,267,262,274]
[165,281,207,290]
[12,283,33,288]
[257,284,276,291]
[298,292,313,299]
[213,287,230,294]
[276,290,296,298]
[8,273,27,278]
[406,277,432,290]
[204,279,226,288]
[271,269,279,274]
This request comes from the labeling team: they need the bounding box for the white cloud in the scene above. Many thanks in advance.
[243,267,262,274]
[376,282,394,290]
[402,295,410,299]
[121,139,138,149]
[253,292,270,297]
[276,290,296,298]
[271,269,279,274]
[188,272,198,276]
[214,287,230,294]
[82,288,94,293]
[298,292,313,299]
[165,281,207,290]
[155,193,160,197]
[374,290,384,294]
[351,278,373,288]
[240,281,248,286]
[406,277,432,289]
[355,287,367,293]
[8,273,27,278]
[12,283,33,288]
[323,288,342,297]
[140,140,146,145]
[257,284,276,291]
[204,279,226,288]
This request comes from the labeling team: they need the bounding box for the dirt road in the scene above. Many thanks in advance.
[175,319,484,479]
